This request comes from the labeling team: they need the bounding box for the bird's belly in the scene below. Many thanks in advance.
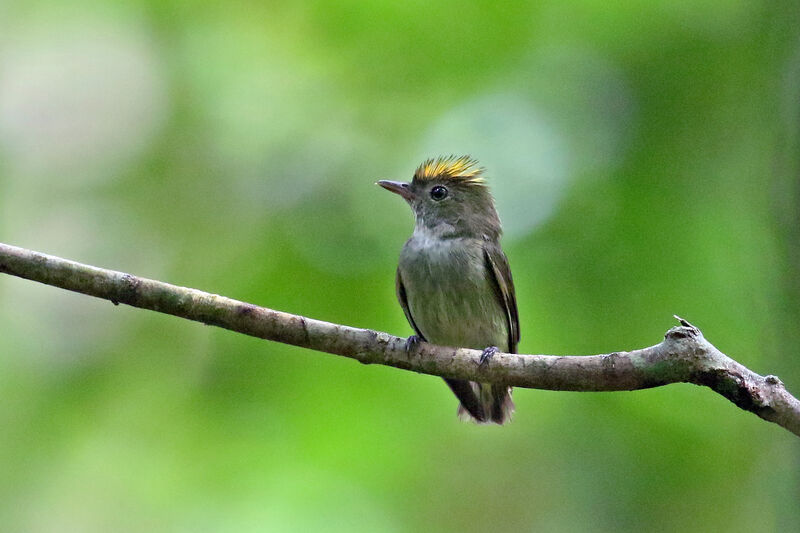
[400,244,509,351]
[412,295,508,350]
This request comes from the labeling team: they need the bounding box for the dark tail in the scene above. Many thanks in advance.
[444,378,486,422]
[486,383,514,424]
[445,379,514,425]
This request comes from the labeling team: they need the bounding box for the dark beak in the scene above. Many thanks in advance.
[377,180,414,201]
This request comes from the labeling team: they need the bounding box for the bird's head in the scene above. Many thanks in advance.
[377,156,501,240]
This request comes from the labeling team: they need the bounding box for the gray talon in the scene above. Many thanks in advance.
[405,335,421,353]
[479,346,499,367]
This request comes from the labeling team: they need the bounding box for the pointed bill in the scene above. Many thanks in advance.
[377,180,415,201]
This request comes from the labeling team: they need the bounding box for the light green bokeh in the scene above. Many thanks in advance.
[0,1,798,531]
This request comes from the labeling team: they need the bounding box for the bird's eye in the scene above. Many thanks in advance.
[430,185,448,201]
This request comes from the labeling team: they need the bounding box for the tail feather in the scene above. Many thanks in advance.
[455,382,514,425]
[489,384,514,424]
[443,378,486,422]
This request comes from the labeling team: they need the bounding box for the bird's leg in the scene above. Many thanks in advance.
[479,346,499,367]
[405,335,421,353]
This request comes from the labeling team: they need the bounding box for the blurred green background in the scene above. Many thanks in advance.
[1,1,799,531]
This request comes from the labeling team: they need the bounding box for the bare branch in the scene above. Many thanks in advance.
[1,242,798,437]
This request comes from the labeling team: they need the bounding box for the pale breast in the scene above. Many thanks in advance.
[399,236,510,351]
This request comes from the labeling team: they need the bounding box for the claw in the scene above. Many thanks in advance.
[405,335,421,353]
[479,346,499,368]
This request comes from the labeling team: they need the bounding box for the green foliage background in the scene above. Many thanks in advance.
[1,1,799,531]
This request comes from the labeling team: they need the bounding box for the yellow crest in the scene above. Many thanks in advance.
[413,155,485,185]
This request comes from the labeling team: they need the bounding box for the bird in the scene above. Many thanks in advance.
[378,155,519,424]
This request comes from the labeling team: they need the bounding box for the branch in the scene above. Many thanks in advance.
[1,242,799,437]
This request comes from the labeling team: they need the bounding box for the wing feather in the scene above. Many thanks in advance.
[483,243,520,353]
[396,268,425,341]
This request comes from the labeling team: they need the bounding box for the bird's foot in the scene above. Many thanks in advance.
[479,346,499,368]
[405,335,421,353]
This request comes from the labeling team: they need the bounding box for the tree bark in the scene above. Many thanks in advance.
[1,242,798,437]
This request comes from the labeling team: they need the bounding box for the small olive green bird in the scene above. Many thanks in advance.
[378,155,519,424]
